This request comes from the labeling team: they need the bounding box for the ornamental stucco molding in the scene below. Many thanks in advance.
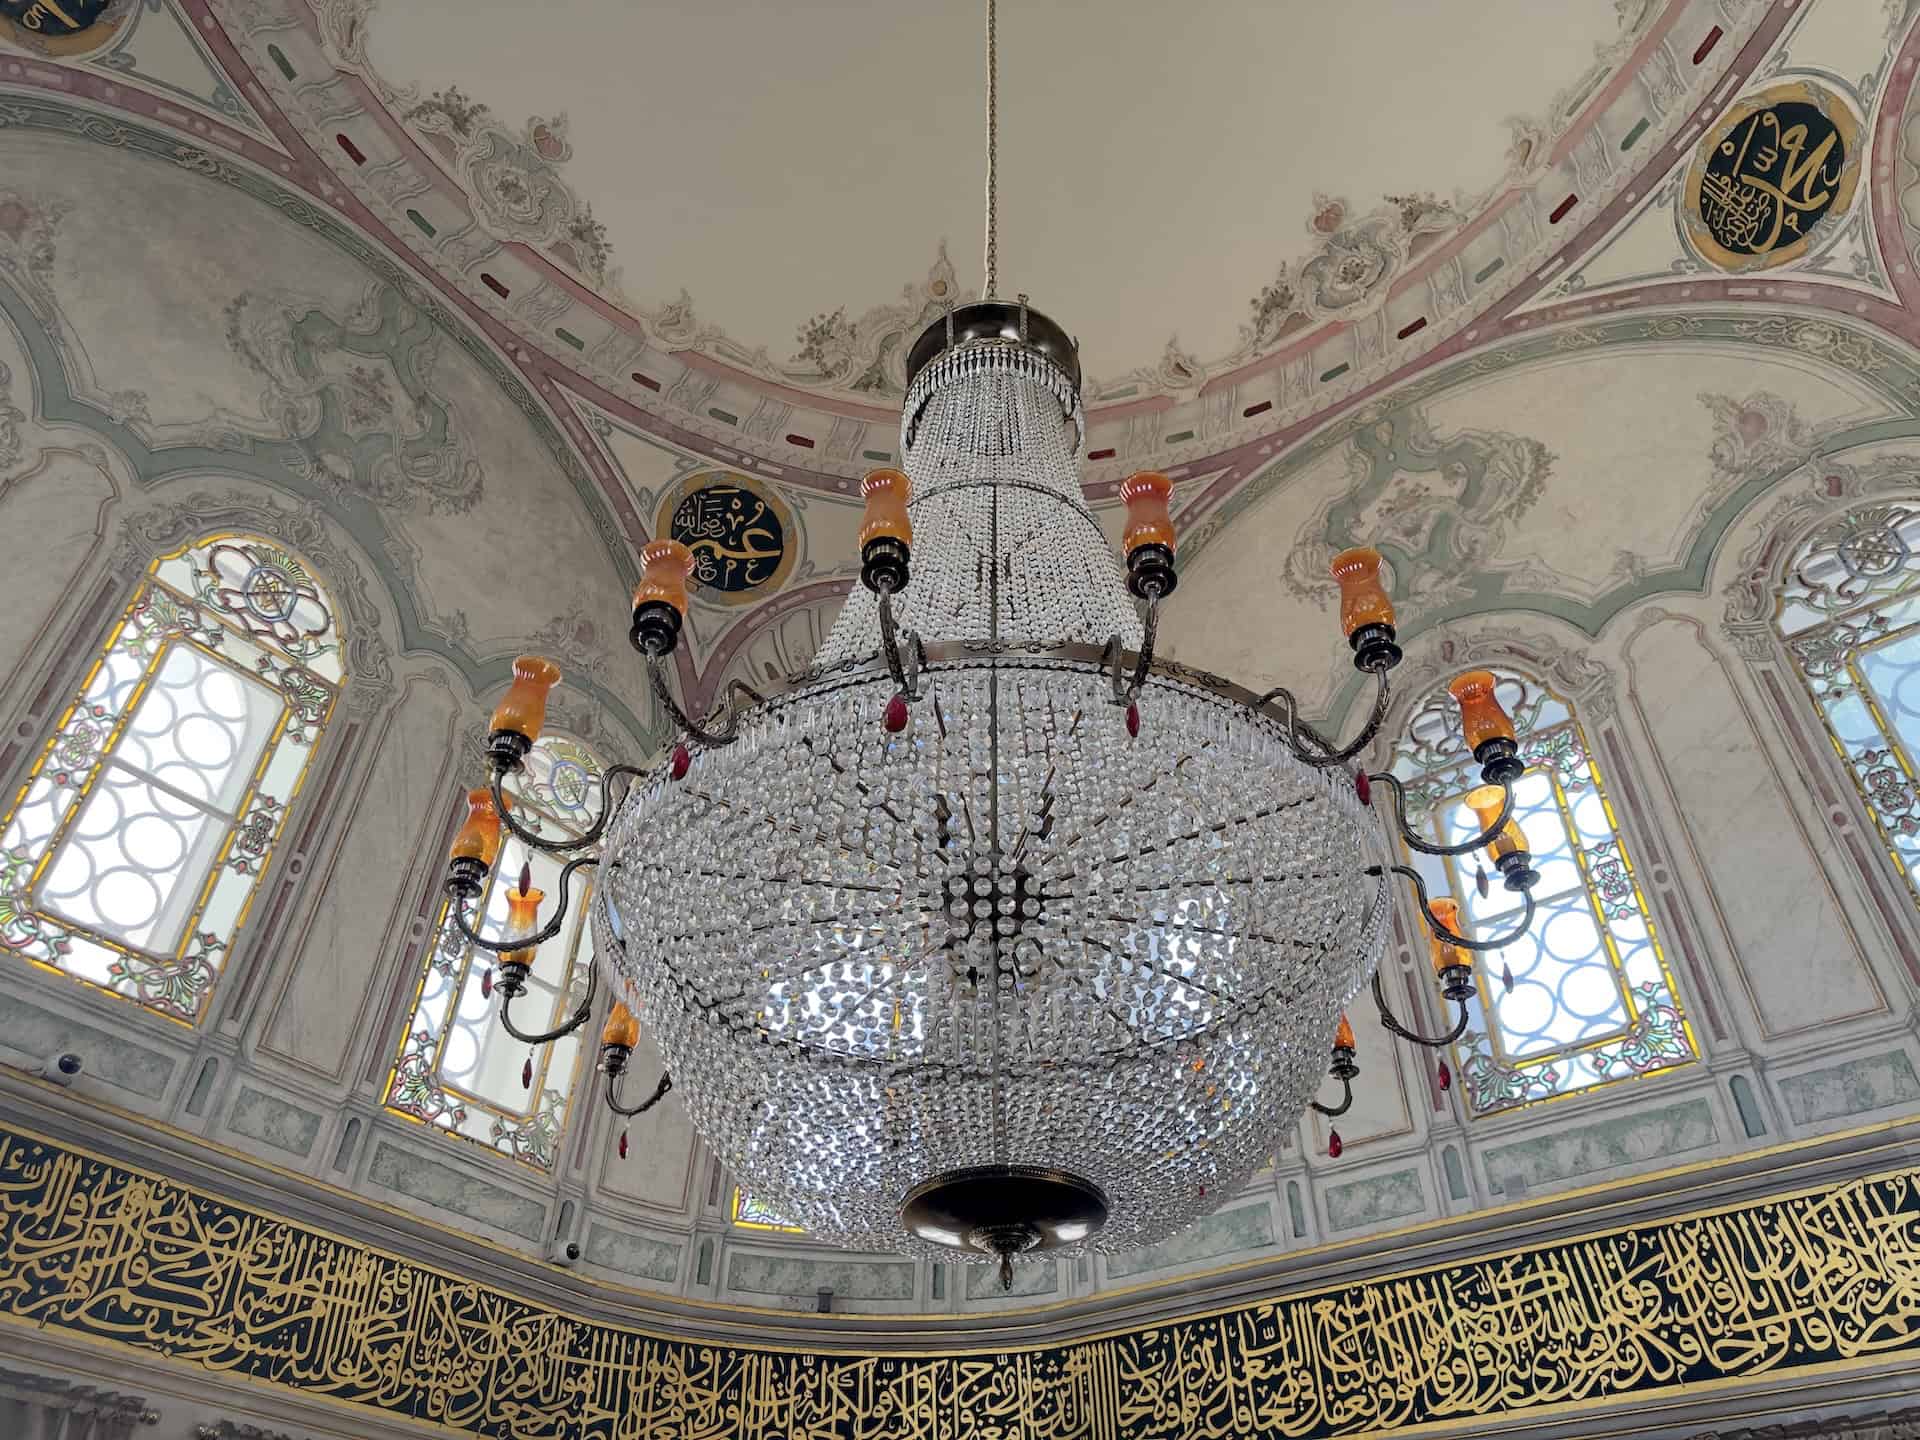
[194,0,1772,480]
[0,1365,157,1432]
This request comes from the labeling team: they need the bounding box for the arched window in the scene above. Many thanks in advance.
[384,735,602,1169]
[731,1187,802,1233]
[1389,669,1695,1115]
[0,534,341,1022]
[1773,503,1920,902]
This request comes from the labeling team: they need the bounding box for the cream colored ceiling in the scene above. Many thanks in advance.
[365,0,1625,380]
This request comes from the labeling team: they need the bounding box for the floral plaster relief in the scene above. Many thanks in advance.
[0,134,373,447]
[1417,348,1883,601]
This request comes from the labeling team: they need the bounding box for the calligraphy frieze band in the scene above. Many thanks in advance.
[3,1125,1920,1438]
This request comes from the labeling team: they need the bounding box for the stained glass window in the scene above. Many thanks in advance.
[0,535,341,1022]
[731,1187,802,1233]
[384,736,604,1169]
[1389,670,1695,1115]
[1775,503,1920,902]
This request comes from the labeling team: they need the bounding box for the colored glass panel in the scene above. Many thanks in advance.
[384,736,604,1170]
[0,535,340,1022]
[731,1186,803,1233]
[1776,503,1920,901]
[1390,669,1694,1115]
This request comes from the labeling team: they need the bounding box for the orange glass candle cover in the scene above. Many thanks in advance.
[1334,1013,1356,1050]
[1119,472,1176,557]
[449,788,507,867]
[491,656,562,743]
[602,1000,641,1050]
[1463,785,1527,859]
[1448,670,1516,751]
[501,884,545,968]
[632,539,695,621]
[1426,896,1466,974]
[859,468,913,549]
[1329,547,1395,636]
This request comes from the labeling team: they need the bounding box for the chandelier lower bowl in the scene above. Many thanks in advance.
[595,648,1387,1260]
[900,1164,1109,1258]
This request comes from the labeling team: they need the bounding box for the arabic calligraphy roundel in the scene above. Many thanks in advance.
[1,0,125,54]
[658,474,795,603]
[1684,80,1861,274]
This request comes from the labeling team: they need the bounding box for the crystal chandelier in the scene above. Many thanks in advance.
[430,2,1543,1287]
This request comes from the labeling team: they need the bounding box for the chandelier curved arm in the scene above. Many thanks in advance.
[1250,667,1392,769]
[489,765,649,855]
[1308,1071,1353,1118]
[1365,771,1516,857]
[606,1068,674,1117]
[450,856,601,955]
[877,589,926,699]
[1104,596,1161,705]
[1371,863,1539,952]
[500,962,599,1045]
[647,655,769,749]
[1371,968,1471,1048]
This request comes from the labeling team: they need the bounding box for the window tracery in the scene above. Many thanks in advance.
[0,535,341,1022]
[1389,668,1695,1115]
[1774,502,1920,903]
[384,735,602,1169]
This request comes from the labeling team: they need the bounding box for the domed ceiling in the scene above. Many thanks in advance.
[361,0,1629,382]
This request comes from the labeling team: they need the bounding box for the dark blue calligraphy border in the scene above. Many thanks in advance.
[4,1123,1920,1438]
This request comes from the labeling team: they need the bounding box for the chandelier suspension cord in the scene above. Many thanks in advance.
[984,0,998,299]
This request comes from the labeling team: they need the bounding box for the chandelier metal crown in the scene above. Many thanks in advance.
[428,0,1541,1290]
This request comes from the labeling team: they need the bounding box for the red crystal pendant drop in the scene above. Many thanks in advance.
[480,968,493,999]
[520,1056,533,1091]
[1327,1129,1343,1159]
[1438,1060,1452,1092]
[1125,701,1140,738]
[670,743,691,781]
[883,693,909,733]
[618,1129,629,1160]
[1354,770,1371,806]
[1501,962,1515,995]
[518,860,534,896]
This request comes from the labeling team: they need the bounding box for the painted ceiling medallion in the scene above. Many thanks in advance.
[0,0,126,55]
[1684,80,1862,273]
[656,473,793,603]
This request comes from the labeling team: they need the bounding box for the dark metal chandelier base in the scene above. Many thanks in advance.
[900,1165,1109,1289]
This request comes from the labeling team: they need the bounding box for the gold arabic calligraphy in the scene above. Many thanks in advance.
[3,1127,1920,1438]
[669,482,785,593]
[1690,85,1857,272]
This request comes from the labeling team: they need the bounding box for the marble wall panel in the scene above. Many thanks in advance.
[1623,614,1885,1038]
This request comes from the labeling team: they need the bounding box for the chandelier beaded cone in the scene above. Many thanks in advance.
[592,306,1390,1261]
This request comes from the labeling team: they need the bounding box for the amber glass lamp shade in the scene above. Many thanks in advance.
[1425,896,1466,975]
[501,884,546,969]
[449,788,506,867]
[1119,472,1176,557]
[491,656,562,745]
[602,1000,641,1051]
[633,539,695,622]
[1334,1013,1356,1051]
[1463,785,1527,860]
[1329,547,1395,637]
[1448,671,1516,752]
[859,468,913,550]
